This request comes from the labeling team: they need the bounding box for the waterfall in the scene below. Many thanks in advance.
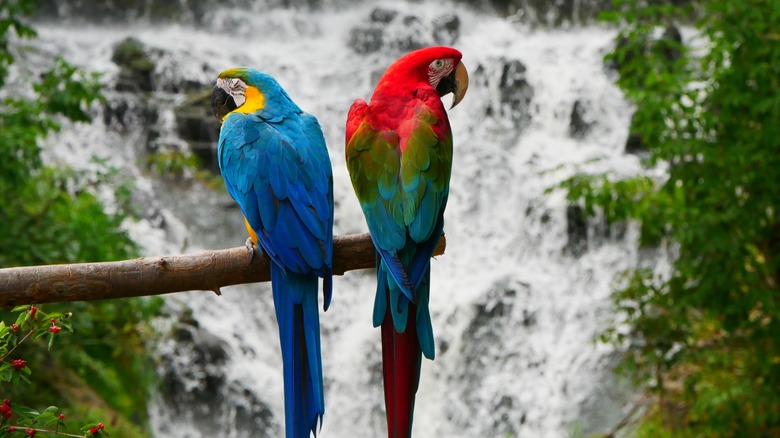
[25,1,653,436]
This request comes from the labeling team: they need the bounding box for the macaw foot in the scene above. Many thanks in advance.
[245,237,257,262]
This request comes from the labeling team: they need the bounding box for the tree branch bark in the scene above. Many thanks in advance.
[0,233,446,307]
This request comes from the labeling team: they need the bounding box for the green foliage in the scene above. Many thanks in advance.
[0,1,161,436]
[0,300,165,435]
[1,306,125,437]
[0,55,125,266]
[145,149,225,189]
[555,0,780,436]
[146,149,201,177]
[0,0,36,89]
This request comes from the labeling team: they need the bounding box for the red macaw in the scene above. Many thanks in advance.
[345,47,468,437]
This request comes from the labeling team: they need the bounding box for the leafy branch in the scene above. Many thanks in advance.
[1,306,111,437]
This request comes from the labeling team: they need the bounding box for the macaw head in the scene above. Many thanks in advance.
[211,67,297,122]
[377,46,469,109]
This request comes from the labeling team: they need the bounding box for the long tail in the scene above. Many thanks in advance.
[271,263,324,438]
[381,302,421,438]
[374,261,433,438]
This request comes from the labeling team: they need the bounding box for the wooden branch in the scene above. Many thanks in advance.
[0,233,446,307]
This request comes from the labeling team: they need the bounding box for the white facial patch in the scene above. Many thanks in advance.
[217,77,248,108]
[427,58,454,89]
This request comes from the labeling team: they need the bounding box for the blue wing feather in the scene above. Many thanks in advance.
[219,112,332,276]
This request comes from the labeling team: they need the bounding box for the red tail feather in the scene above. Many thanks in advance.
[381,302,421,438]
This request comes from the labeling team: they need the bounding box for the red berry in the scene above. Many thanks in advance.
[26,428,35,436]
[50,318,56,323]
[3,409,11,419]
[8,426,15,432]
[90,426,99,434]
[49,325,61,333]
[28,307,37,318]
[11,324,18,331]
[2,399,8,405]
[59,413,65,420]
[11,359,26,370]
[98,423,104,430]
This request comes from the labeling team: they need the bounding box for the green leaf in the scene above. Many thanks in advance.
[13,405,40,418]
[0,364,11,382]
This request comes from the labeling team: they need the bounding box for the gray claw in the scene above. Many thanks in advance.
[245,237,256,262]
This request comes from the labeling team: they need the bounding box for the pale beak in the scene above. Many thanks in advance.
[450,61,468,109]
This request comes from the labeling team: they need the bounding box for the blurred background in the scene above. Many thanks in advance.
[1,0,777,437]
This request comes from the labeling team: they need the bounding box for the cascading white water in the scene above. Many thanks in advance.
[24,1,655,436]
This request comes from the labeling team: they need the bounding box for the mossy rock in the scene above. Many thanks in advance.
[112,37,156,92]
[174,88,221,173]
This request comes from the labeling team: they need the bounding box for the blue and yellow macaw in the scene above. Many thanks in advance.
[211,67,334,438]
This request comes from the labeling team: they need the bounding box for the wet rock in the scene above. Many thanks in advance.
[458,0,613,26]
[102,96,158,133]
[658,24,683,64]
[111,38,156,93]
[389,15,431,52]
[161,321,229,405]
[158,311,279,437]
[624,113,647,154]
[498,58,534,130]
[173,88,221,173]
[473,63,490,96]
[369,7,398,24]
[597,215,627,242]
[472,58,534,137]
[129,185,168,230]
[494,395,519,437]
[569,99,593,139]
[460,281,525,369]
[456,279,537,435]
[565,204,626,256]
[459,284,515,369]
[347,9,440,55]
[348,26,384,54]
[565,204,588,257]
[157,75,208,94]
[432,13,460,46]
[35,0,217,25]
[36,0,142,23]
[575,352,637,436]
[625,132,646,154]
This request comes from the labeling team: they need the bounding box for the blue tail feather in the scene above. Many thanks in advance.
[271,263,324,438]
[373,253,389,327]
[415,267,435,360]
[376,259,435,361]
[322,266,333,311]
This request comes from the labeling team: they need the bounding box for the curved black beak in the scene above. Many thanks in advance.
[211,85,237,121]
[435,62,469,109]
